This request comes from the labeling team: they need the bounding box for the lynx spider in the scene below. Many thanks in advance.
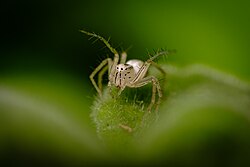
[81,30,171,112]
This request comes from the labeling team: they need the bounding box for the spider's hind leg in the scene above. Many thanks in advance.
[148,76,162,112]
[150,61,167,93]
[130,76,162,112]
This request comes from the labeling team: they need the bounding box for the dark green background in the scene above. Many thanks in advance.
[1,0,249,80]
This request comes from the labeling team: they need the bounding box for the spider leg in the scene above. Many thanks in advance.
[98,65,108,92]
[150,61,167,92]
[150,61,166,76]
[80,30,120,82]
[135,49,170,82]
[129,52,168,111]
[80,30,118,55]
[109,53,119,81]
[90,58,113,97]
[132,51,168,82]
[130,51,165,84]
[147,79,156,112]
[129,76,162,112]
[147,49,175,62]
[133,49,171,83]
[81,30,124,98]
[120,52,127,64]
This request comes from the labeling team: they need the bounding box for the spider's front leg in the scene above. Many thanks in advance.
[120,52,127,64]
[89,58,113,97]
[98,65,108,92]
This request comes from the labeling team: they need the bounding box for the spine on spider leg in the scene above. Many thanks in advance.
[147,49,176,62]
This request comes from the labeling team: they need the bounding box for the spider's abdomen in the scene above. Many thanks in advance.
[126,59,144,74]
[112,64,135,88]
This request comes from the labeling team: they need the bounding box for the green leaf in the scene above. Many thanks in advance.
[0,72,108,165]
[91,64,250,165]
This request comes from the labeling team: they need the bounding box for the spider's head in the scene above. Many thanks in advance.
[112,64,135,88]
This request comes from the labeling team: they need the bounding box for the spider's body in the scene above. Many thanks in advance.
[81,30,172,112]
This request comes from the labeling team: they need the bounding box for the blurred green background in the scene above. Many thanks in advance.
[0,0,250,166]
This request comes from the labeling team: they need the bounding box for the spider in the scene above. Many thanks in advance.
[81,30,173,112]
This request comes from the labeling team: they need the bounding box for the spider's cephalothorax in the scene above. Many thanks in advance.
[112,63,135,88]
[112,60,144,89]
[81,30,172,112]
